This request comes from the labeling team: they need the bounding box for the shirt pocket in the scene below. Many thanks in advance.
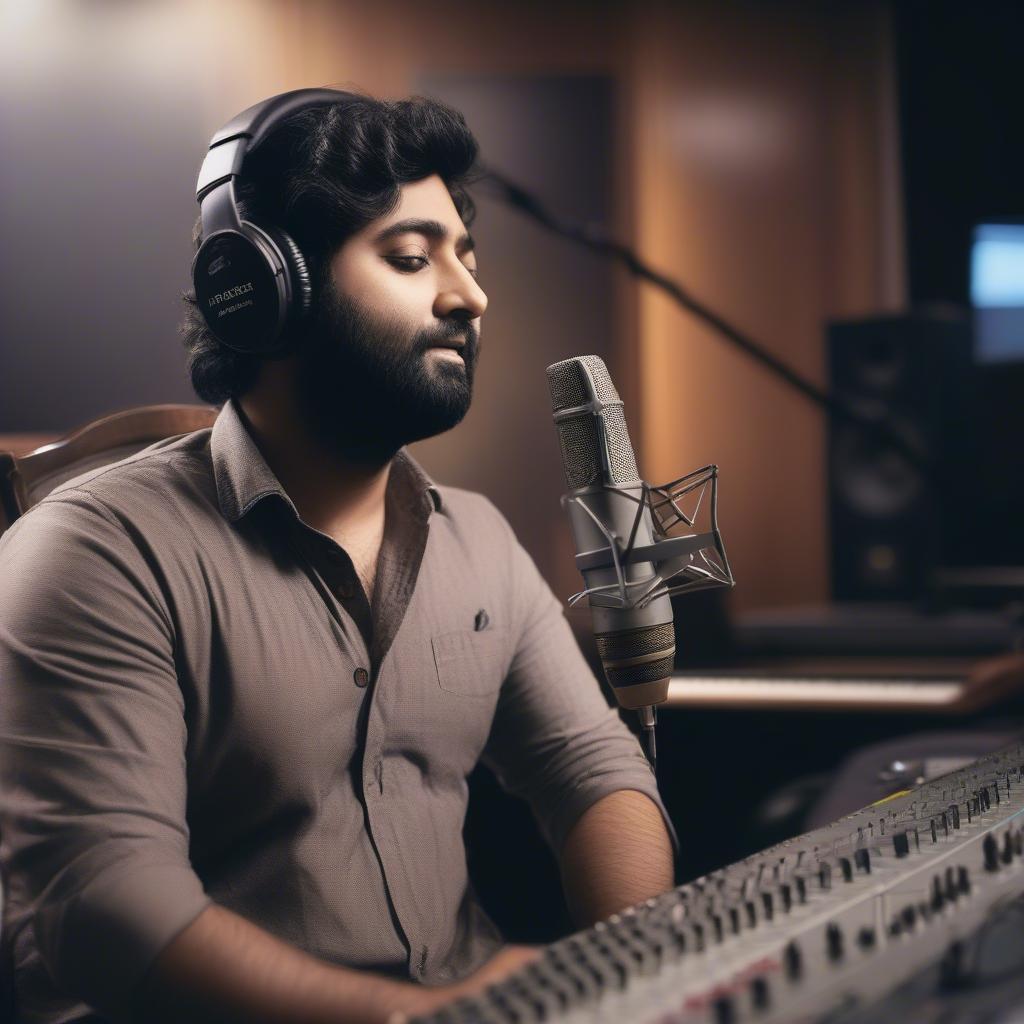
[431,628,509,698]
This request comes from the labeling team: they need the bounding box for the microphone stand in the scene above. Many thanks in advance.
[638,706,657,770]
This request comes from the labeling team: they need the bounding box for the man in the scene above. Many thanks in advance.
[0,91,676,1024]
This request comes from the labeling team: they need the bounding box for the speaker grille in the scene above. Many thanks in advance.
[827,314,974,600]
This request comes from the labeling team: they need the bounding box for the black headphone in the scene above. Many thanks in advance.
[191,88,345,357]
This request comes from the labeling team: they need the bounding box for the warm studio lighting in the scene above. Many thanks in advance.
[3,4,1024,1023]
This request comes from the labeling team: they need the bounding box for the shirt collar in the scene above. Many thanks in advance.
[211,397,443,525]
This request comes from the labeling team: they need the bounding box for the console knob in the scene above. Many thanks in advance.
[825,923,844,962]
[784,941,803,980]
[984,833,1000,872]
[712,994,735,1024]
[750,975,771,1011]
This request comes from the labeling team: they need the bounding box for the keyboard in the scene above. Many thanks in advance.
[666,673,966,711]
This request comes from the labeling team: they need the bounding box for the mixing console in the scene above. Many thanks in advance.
[413,741,1024,1023]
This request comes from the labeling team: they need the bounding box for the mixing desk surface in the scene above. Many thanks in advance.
[413,742,1024,1023]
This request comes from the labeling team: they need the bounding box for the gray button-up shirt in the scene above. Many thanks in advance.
[0,398,677,1023]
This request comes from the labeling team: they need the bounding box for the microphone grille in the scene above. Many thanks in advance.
[600,404,640,484]
[556,415,602,491]
[546,355,640,488]
[546,354,622,412]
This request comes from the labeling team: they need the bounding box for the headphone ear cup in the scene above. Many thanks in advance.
[192,226,287,356]
[265,226,313,325]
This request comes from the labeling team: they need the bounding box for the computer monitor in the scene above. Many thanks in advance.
[971,222,1024,363]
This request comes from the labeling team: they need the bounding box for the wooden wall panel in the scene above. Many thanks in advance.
[627,0,904,610]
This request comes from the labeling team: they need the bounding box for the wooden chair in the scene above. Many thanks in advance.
[0,404,217,537]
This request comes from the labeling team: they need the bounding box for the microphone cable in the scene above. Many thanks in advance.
[475,163,935,487]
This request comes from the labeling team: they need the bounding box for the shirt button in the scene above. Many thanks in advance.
[353,667,369,688]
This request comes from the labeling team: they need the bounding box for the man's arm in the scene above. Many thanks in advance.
[135,903,540,1024]
[477,495,680,907]
[558,789,675,929]
[0,499,537,1024]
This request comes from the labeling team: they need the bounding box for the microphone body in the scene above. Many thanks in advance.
[547,356,675,712]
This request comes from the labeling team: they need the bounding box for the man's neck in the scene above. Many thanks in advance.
[236,365,392,542]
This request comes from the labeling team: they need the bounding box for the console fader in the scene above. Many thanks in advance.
[412,741,1024,1023]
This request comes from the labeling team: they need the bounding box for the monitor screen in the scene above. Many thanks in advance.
[971,222,1024,363]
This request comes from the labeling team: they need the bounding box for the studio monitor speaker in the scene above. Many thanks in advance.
[827,310,975,602]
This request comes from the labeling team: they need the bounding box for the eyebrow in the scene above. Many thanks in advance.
[372,218,476,254]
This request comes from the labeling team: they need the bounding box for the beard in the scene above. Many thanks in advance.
[292,280,480,465]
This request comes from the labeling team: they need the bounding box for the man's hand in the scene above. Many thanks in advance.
[138,903,542,1024]
[448,944,543,995]
[389,945,543,1022]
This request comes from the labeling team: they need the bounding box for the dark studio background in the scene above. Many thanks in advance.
[2,0,1024,948]
[895,2,1024,569]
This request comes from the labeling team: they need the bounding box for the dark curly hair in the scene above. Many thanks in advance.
[179,91,481,405]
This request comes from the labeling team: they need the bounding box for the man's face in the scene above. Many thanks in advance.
[294,174,488,464]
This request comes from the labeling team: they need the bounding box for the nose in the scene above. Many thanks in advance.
[433,263,488,321]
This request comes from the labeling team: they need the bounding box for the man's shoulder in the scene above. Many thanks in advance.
[5,427,215,548]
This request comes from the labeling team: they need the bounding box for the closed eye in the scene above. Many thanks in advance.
[388,255,479,279]
[388,256,428,272]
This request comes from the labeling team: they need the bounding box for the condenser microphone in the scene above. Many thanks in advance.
[546,356,676,760]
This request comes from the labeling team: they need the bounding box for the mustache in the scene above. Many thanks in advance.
[413,319,479,356]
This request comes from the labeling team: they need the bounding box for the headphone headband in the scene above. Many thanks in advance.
[191,87,345,357]
[196,88,344,198]
[196,87,345,233]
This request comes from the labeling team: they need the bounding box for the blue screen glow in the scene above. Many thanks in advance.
[971,223,1024,362]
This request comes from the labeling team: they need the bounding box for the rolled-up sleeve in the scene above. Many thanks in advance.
[479,498,680,860]
[0,493,211,1021]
